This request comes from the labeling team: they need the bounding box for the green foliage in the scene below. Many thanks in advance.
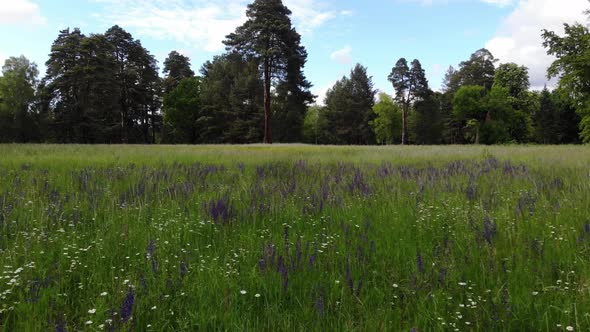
[324,64,376,145]
[163,77,202,143]
[493,63,530,100]
[493,63,535,142]
[42,27,161,143]
[388,58,429,144]
[163,51,195,94]
[370,93,402,144]
[453,85,513,144]
[534,88,557,144]
[453,85,487,122]
[272,34,315,143]
[530,88,582,144]
[543,21,590,142]
[0,56,39,142]
[200,54,264,143]
[411,91,445,145]
[105,25,161,143]
[454,48,497,91]
[224,0,311,144]
[302,105,331,144]
[552,89,583,144]
[479,120,510,144]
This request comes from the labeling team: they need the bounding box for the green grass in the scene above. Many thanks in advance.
[0,144,589,331]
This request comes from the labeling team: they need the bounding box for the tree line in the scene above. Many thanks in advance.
[308,48,581,145]
[0,0,589,145]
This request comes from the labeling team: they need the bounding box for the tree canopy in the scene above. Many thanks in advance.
[224,0,312,144]
[543,18,590,142]
[0,0,588,146]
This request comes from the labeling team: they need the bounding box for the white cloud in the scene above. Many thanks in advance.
[286,0,336,34]
[0,0,46,25]
[485,0,588,89]
[340,10,354,16]
[400,0,515,6]
[93,0,337,52]
[330,46,353,65]
[480,0,514,6]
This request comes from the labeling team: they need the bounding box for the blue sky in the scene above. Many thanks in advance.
[1,0,588,103]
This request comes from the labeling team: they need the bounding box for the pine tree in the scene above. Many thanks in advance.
[388,58,429,145]
[325,64,376,145]
[163,51,195,94]
[224,0,311,144]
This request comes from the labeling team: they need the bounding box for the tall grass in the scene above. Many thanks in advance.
[0,144,589,331]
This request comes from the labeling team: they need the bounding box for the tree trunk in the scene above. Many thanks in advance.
[143,105,149,144]
[151,109,156,144]
[401,105,408,145]
[263,60,273,144]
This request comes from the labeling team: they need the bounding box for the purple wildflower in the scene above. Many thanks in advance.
[295,237,302,269]
[180,261,187,278]
[120,288,135,323]
[315,295,325,317]
[55,316,66,332]
[284,226,290,254]
[146,240,156,257]
[416,250,425,274]
[309,246,318,268]
[348,169,371,196]
[204,196,234,224]
[277,255,288,291]
[237,162,245,173]
[466,182,477,201]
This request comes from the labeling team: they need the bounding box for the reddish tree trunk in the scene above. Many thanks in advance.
[263,61,273,144]
[401,104,408,145]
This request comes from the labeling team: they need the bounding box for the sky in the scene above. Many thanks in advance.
[0,0,589,104]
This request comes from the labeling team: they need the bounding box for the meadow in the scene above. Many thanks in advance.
[0,144,589,331]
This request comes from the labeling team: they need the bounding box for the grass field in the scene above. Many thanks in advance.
[0,144,589,331]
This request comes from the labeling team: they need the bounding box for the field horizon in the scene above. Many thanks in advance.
[1,144,589,167]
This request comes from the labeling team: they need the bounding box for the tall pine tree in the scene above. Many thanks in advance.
[388,58,429,145]
[224,0,312,144]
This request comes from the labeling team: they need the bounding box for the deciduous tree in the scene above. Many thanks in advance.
[543,19,590,142]
[0,56,39,142]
